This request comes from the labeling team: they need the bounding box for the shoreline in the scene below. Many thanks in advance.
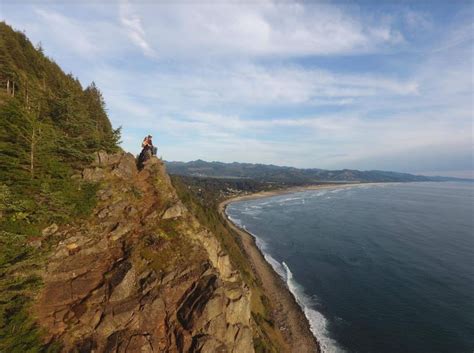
[221,181,395,205]
[218,182,393,353]
[218,183,366,353]
[219,199,320,352]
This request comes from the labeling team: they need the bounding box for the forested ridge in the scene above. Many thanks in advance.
[166,160,449,183]
[0,22,120,352]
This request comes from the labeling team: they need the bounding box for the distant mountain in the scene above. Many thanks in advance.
[165,160,469,183]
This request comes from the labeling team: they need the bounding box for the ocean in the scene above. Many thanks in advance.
[226,182,474,353]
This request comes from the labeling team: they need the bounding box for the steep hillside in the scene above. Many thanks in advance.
[0,23,294,353]
[0,22,120,181]
[34,152,259,352]
[171,175,320,353]
[0,22,120,352]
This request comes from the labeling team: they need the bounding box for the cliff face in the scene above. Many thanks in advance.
[35,152,254,353]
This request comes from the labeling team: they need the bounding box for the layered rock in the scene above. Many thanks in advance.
[35,152,254,353]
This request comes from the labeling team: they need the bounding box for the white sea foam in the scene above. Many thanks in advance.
[309,190,329,198]
[330,188,344,193]
[227,214,243,227]
[241,210,261,216]
[279,196,304,202]
[276,196,304,206]
[282,262,346,353]
[227,206,345,352]
[255,200,273,207]
[253,236,286,278]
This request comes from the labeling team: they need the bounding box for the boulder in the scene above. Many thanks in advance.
[109,266,136,302]
[42,223,58,236]
[27,237,42,249]
[82,167,105,181]
[112,153,137,180]
[162,201,186,220]
[107,153,122,166]
[93,150,109,166]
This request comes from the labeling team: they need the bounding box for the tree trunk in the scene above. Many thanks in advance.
[30,127,36,178]
[25,83,29,108]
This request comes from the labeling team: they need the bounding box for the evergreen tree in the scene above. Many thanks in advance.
[0,22,122,351]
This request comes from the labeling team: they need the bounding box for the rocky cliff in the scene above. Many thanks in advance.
[35,152,254,353]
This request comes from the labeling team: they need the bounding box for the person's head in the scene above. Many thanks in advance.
[147,135,152,139]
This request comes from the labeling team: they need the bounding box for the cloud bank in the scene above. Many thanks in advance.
[2,1,472,177]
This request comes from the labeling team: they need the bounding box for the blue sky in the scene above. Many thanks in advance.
[1,1,473,177]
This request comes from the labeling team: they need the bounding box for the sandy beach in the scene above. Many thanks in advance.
[218,182,393,353]
[218,184,360,353]
[221,182,366,204]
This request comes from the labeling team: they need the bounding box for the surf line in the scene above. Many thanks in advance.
[226,202,345,353]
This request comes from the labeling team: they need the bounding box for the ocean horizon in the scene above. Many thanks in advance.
[226,182,474,353]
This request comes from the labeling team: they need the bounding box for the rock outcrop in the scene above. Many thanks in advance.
[35,152,254,353]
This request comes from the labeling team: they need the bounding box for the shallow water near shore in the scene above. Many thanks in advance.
[226,182,474,353]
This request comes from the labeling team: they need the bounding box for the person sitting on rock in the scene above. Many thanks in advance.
[142,135,153,153]
[137,134,156,169]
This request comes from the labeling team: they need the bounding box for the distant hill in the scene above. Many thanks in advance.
[165,159,468,184]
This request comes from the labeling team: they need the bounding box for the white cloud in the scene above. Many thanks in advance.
[118,0,155,56]
[118,1,404,58]
[404,10,433,31]
[431,17,473,54]
[34,8,99,57]
[92,62,420,117]
[2,1,471,174]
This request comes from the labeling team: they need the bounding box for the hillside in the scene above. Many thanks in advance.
[34,152,258,352]
[0,22,120,352]
[0,23,313,353]
[166,160,462,184]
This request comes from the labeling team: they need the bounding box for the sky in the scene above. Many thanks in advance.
[1,0,473,178]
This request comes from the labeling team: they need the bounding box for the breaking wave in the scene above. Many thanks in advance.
[281,262,345,353]
[226,208,344,352]
[227,214,243,227]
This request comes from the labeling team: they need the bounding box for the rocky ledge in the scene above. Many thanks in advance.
[35,152,253,353]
